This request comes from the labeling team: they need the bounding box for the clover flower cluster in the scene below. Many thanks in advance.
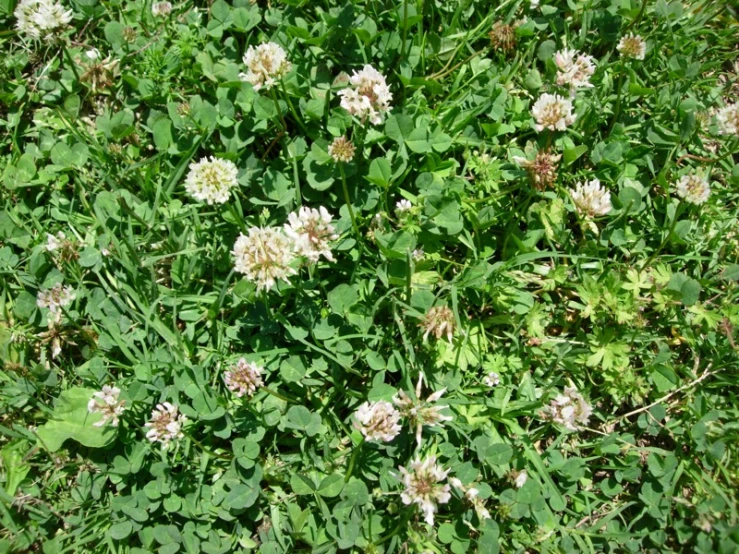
[87,386,126,427]
[184,156,239,204]
[14,0,73,40]
[554,49,596,90]
[675,173,710,205]
[420,305,456,343]
[37,284,75,325]
[145,402,186,448]
[715,104,739,136]
[223,358,264,398]
[240,42,292,91]
[570,178,613,217]
[449,477,491,520]
[338,65,393,125]
[353,400,402,443]
[398,456,451,526]
[232,206,338,291]
[393,374,452,447]
[617,33,646,60]
[531,93,576,132]
[542,386,593,431]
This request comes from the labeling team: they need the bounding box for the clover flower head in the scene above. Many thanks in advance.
[554,49,596,90]
[675,173,710,205]
[87,385,126,427]
[570,178,612,217]
[420,305,456,343]
[151,2,172,17]
[484,371,500,387]
[328,136,356,163]
[398,456,451,526]
[145,402,186,447]
[284,206,338,263]
[184,156,239,205]
[240,42,291,91]
[353,400,402,443]
[715,104,739,136]
[617,33,646,60]
[224,358,264,397]
[14,0,73,40]
[532,93,576,132]
[393,373,452,447]
[512,150,562,190]
[338,65,392,125]
[36,284,75,325]
[232,227,298,291]
[542,386,592,431]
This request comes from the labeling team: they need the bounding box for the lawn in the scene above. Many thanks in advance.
[1,0,739,552]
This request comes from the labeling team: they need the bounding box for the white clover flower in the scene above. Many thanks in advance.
[85,48,100,61]
[224,358,264,398]
[675,173,710,205]
[14,0,73,40]
[715,104,739,136]
[554,49,596,90]
[412,248,424,261]
[36,284,75,325]
[232,227,298,291]
[398,456,451,526]
[449,478,491,520]
[240,42,291,91]
[87,385,126,427]
[284,206,338,263]
[328,136,355,163]
[483,371,500,387]
[151,1,172,17]
[45,232,65,252]
[617,33,646,60]
[530,0,540,8]
[570,178,612,217]
[393,374,453,447]
[184,156,239,205]
[532,93,576,132]
[353,400,402,443]
[395,199,412,214]
[338,65,393,125]
[542,386,592,431]
[420,305,455,343]
[145,402,186,447]
[514,470,528,489]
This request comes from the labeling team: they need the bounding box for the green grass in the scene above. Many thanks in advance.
[1,0,739,552]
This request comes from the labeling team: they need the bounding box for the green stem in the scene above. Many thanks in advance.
[339,163,361,238]
[270,87,289,132]
[344,439,363,482]
[608,60,625,134]
[262,386,292,403]
[625,0,648,31]
[280,81,309,135]
[184,432,232,461]
[62,42,81,82]
[641,201,682,270]
[401,0,409,58]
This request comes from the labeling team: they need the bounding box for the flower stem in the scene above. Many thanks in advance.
[608,60,625,134]
[641,200,682,270]
[339,163,361,238]
[344,439,363,482]
[270,87,289,133]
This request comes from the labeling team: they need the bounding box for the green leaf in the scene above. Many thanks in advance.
[36,388,117,452]
[405,127,431,153]
[366,158,392,187]
[327,284,359,314]
[563,145,588,166]
[317,474,344,498]
[384,114,414,142]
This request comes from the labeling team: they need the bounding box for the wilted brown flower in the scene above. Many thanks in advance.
[513,150,562,190]
[420,305,456,343]
[488,22,516,53]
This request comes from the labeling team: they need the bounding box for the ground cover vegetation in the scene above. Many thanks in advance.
[1,0,739,552]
